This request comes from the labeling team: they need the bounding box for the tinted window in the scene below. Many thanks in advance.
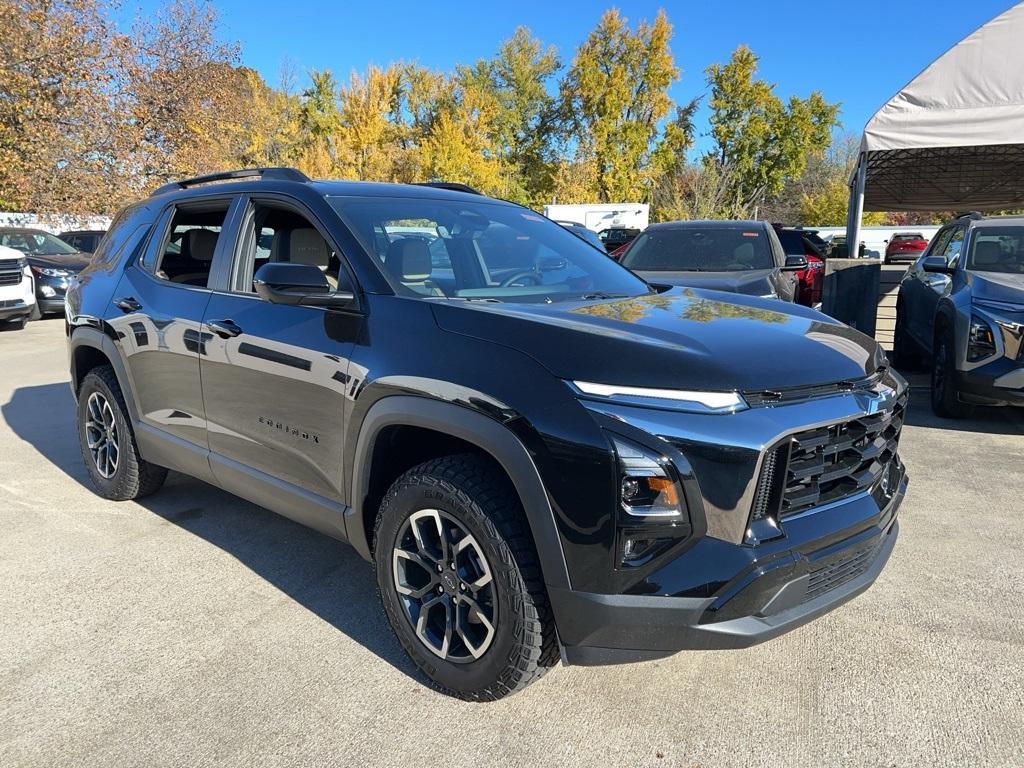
[148,205,230,288]
[965,227,1024,274]
[942,226,965,268]
[330,197,649,302]
[621,226,775,272]
[234,201,350,293]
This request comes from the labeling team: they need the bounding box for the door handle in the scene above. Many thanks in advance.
[115,296,141,313]
[207,319,243,339]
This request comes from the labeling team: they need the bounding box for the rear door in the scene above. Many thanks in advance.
[107,196,240,478]
[199,194,363,503]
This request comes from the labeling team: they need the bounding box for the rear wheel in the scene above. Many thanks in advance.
[77,365,167,499]
[374,454,558,700]
[930,330,974,419]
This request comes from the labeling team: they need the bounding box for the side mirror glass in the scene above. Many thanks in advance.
[783,254,808,270]
[253,262,355,308]
[921,256,951,274]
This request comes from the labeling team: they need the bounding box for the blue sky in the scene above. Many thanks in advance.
[125,0,1016,150]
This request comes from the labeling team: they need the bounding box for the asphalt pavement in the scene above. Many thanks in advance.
[1,318,1022,767]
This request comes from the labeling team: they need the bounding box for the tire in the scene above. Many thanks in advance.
[77,365,168,500]
[374,454,558,701]
[930,330,974,419]
[883,255,891,265]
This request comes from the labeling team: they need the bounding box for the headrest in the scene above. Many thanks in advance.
[185,229,218,262]
[385,238,431,281]
[974,240,1001,267]
[733,242,754,262]
[290,228,330,267]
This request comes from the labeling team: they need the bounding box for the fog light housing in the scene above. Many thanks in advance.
[40,285,57,297]
[968,314,997,361]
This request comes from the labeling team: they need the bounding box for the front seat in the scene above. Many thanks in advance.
[973,240,1001,269]
[288,228,337,288]
[171,229,218,285]
[384,239,443,295]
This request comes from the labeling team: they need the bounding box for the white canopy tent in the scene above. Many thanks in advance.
[847,2,1024,249]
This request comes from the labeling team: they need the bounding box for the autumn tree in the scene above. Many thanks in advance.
[0,0,119,213]
[704,45,839,217]
[559,9,686,203]
[458,27,560,206]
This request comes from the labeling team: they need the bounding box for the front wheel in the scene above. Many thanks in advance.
[77,365,168,499]
[374,454,558,700]
[931,331,974,419]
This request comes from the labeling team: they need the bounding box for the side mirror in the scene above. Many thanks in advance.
[921,256,951,274]
[783,255,808,271]
[253,262,355,308]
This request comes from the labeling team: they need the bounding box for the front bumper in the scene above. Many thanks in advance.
[555,477,904,665]
[34,274,73,313]
[955,358,1024,406]
[0,299,33,321]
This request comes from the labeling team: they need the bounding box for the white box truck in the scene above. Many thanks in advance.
[543,203,649,234]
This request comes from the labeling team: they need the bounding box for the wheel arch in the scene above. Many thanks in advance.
[346,395,570,590]
[68,327,141,423]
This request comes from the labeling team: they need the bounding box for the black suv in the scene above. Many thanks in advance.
[895,213,1024,417]
[67,168,908,700]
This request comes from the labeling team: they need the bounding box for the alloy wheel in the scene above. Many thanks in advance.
[392,508,497,663]
[85,391,119,479]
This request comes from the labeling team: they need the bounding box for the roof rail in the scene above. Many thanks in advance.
[956,211,984,220]
[414,182,482,195]
[150,167,310,197]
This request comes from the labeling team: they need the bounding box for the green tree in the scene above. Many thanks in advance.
[705,45,839,217]
[559,9,685,203]
[458,27,560,206]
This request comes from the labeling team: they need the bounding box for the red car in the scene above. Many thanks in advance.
[773,226,826,307]
[884,232,929,264]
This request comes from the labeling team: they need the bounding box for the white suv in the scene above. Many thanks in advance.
[0,244,37,330]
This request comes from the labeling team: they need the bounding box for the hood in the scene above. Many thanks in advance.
[432,288,885,392]
[969,271,1024,306]
[26,253,90,271]
[638,268,776,296]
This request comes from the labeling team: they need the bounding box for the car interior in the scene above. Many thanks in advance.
[240,205,343,292]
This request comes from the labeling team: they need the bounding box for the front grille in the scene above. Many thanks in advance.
[752,393,907,521]
[0,271,22,286]
[802,537,882,603]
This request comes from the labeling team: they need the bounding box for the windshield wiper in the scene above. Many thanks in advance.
[578,292,630,301]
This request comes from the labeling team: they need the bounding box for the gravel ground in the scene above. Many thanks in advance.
[1,318,1022,768]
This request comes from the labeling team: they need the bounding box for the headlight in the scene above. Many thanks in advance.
[572,381,747,414]
[612,437,685,519]
[31,266,70,278]
[968,313,997,362]
[611,436,690,568]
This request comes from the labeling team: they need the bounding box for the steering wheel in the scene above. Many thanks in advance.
[500,270,541,288]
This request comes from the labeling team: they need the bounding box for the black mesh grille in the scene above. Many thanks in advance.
[750,441,790,522]
[778,395,907,518]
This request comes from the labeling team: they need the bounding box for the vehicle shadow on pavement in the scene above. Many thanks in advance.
[902,387,1024,435]
[3,382,425,683]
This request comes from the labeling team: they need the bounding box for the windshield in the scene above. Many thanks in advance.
[329,196,650,302]
[966,227,1024,274]
[0,230,79,256]
[892,233,924,242]
[620,226,775,272]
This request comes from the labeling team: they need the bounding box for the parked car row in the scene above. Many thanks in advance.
[0,227,105,330]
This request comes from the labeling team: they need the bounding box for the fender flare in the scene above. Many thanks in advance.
[68,325,141,423]
[345,395,571,590]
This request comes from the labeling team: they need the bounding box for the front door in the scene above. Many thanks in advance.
[200,196,363,502]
